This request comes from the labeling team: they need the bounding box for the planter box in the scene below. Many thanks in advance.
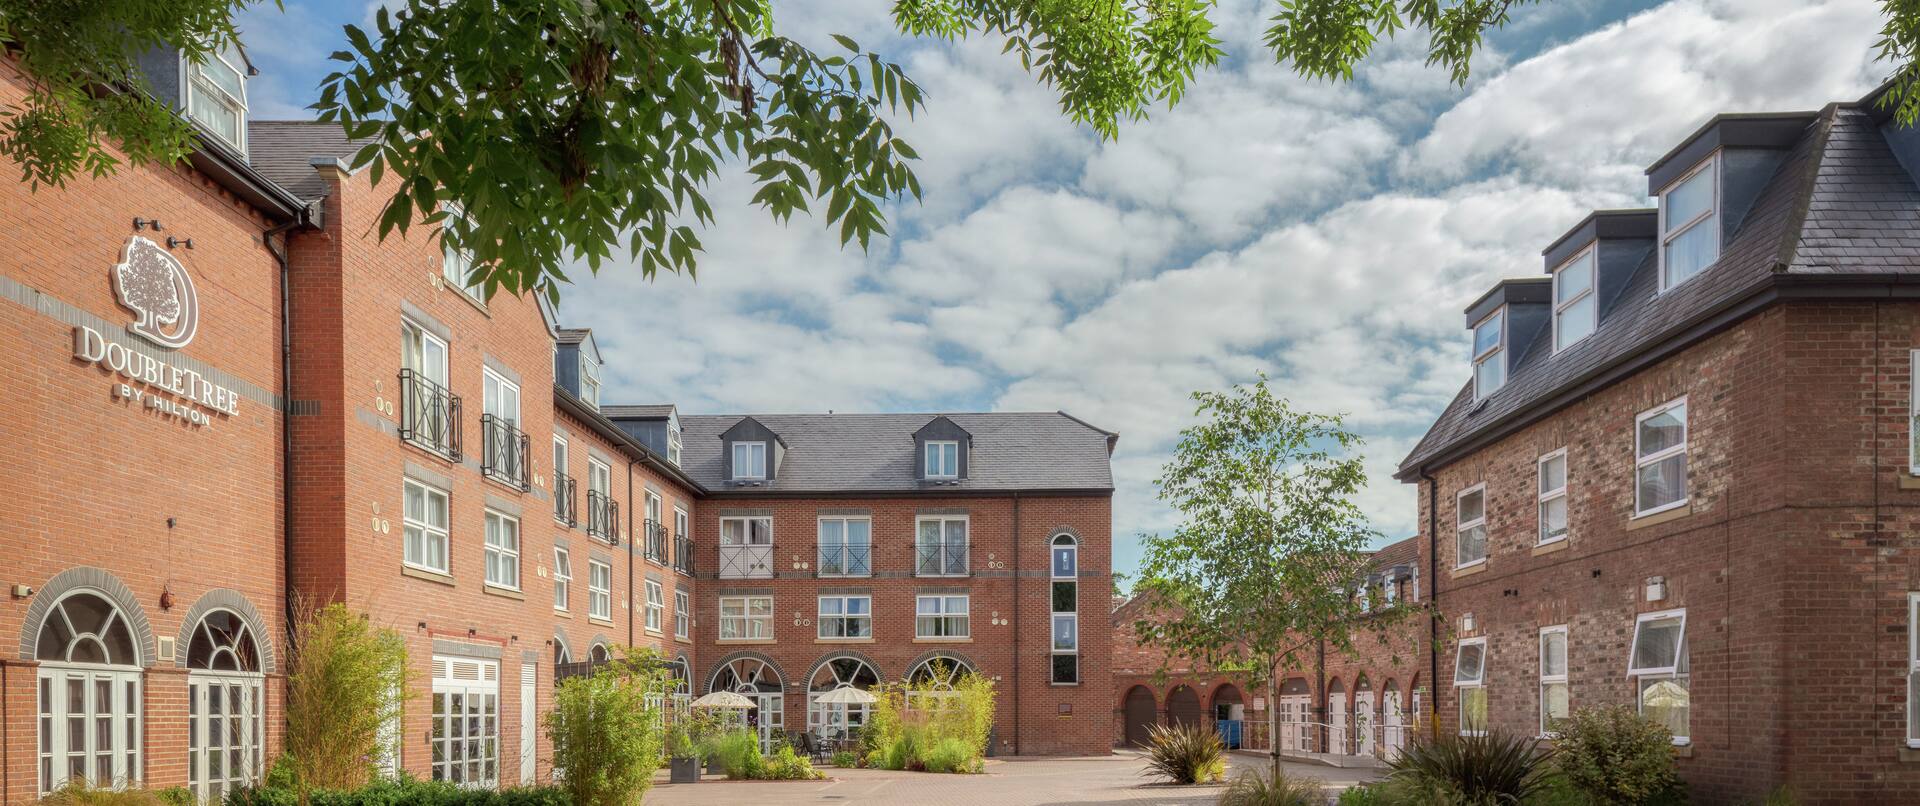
[671,756,701,783]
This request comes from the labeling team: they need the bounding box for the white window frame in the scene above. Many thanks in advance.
[578,353,601,409]
[732,441,767,480]
[587,559,612,621]
[719,595,773,640]
[925,440,959,478]
[440,203,484,300]
[1454,637,1488,737]
[552,436,571,525]
[817,516,872,578]
[1538,449,1569,546]
[402,317,450,387]
[37,665,143,794]
[429,655,499,786]
[1634,397,1690,518]
[1628,608,1691,745]
[668,423,683,465]
[1052,535,1079,684]
[587,457,611,497]
[675,590,690,640]
[1657,154,1721,293]
[1539,626,1569,737]
[1455,483,1488,569]
[184,49,248,156]
[817,595,873,639]
[644,580,664,634]
[915,515,970,577]
[403,478,450,575]
[1907,592,1920,748]
[1910,351,1920,475]
[914,594,971,639]
[552,546,571,612]
[1472,307,1506,400]
[481,366,521,428]
[482,509,520,591]
[1552,246,1597,353]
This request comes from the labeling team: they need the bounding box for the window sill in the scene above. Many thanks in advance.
[676,636,694,645]
[402,566,456,586]
[816,573,874,580]
[483,475,528,496]
[553,609,571,619]
[443,279,490,315]
[644,629,664,637]
[1050,682,1081,688]
[483,584,524,600]
[1900,474,1920,490]
[1531,540,1569,557]
[717,638,776,645]
[913,637,973,644]
[1899,745,1920,763]
[916,574,972,580]
[1671,742,1693,759]
[589,616,614,627]
[1627,504,1691,531]
[1451,562,1488,579]
[401,438,459,465]
[815,637,875,644]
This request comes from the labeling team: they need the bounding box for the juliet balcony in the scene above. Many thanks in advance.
[397,369,460,461]
[479,413,530,491]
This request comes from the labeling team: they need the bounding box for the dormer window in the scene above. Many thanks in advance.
[1472,309,1505,399]
[578,354,600,409]
[667,422,683,465]
[185,49,247,155]
[925,441,959,479]
[731,441,766,480]
[1552,247,1596,351]
[1659,155,1719,291]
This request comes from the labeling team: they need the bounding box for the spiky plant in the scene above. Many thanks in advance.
[1386,729,1555,804]
[1219,769,1327,806]
[1142,722,1227,785]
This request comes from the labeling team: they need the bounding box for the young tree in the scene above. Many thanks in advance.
[547,646,672,806]
[283,599,409,794]
[6,0,1919,296]
[1132,376,1419,779]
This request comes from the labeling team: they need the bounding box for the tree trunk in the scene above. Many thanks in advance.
[1267,665,1281,781]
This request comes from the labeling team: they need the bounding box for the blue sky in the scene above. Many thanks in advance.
[235,0,1886,583]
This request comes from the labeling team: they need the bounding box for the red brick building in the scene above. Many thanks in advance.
[0,42,1117,803]
[1396,91,1920,803]
[1110,537,1427,763]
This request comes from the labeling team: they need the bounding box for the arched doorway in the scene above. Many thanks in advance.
[711,657,783,752]
[1210,684,1245,749]
[1167,685,1202,729]
[808,656,880,740]
[1353,675,1376,757]
[1326,678,1348,755]
[33,589,146,796]
[185,608,266,801]
[1381,679,1405,760]
[1278,678,1311,752]
[1122,685,1157,747]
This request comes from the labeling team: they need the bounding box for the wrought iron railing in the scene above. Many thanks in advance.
[480,414,530,490]
[817,543,872,577]
[718,544,773,579]
[397,369,461,460]
[643,520,668,563]
[915,541,969,576]
[553,473,577,527]
[554,660,606,684]
[586,490,619,544]
[673,535,694,575]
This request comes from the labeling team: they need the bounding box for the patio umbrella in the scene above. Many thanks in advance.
[813,686,877,705]
[691,690,757,710]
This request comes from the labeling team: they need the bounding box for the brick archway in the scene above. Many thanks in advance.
[1121,685,1157,747]
[1166,684,1202,729]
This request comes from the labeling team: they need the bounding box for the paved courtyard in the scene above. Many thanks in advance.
[643,750,1382,805]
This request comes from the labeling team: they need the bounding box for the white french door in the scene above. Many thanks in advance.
[1353,691,1376,757]
[753,693,784,753]
[1382,690,1405,760]
[37,665,142,795]
[431,656,500,787]
[188,673,264,802]
[518,663,536,785]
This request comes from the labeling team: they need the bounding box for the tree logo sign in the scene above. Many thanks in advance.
[111,235,198,349]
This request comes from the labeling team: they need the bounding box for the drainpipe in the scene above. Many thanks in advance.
[1421,470,1440,740]
[627,459,636,648]
[264,213,305,639]
[1011,492,1021,756]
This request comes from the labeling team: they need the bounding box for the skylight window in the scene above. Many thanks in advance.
[1472,309,1505,399]
[1553,248,1596,350]
[1659,155,1720,291]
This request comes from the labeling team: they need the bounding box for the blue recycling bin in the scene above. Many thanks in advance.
[1216,719,1243,750]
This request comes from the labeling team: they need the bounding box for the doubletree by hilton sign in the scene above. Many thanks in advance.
[70,235,241,427]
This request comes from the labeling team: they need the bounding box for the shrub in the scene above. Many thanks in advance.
[831,750,859,768]
[764,744,826,780]
[1142,722,1226,785]
[282,600,408,794]
[228,776,569,806]
[922,737,982,774]
[546,647,672,806]
[38,782,188,806]
[706,729,766,779]
[666,724,697,759]
[1218,770,1325,806]
[1551,706,1682,806]
[1387,729,1555,805]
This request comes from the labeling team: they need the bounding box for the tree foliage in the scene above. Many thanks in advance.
[546,646,671,806]
[6,0,1920,296]
[282,600,409,794]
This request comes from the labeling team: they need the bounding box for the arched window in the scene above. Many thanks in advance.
[807,657,880,738]
[589,643,610,664]
[553,642,571,666]
[710,658,783,751]
[1050,534,1079,684]
[186,610,264,801]
[906,656,973,689]
[34,591,143,795]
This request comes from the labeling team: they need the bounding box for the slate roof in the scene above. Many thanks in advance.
[1398,100,1920,480]
[603,404,676,419]
[1371,536,1419,570]
[675,412,1116,494]
[247,121,373,201]
[555,328,590,345]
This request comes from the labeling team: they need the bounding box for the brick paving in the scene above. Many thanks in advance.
[643,750,1383,805]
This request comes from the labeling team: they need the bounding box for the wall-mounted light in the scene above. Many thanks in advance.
[133,217,163,231]
[1645,576,1666,602]
[167,236,194,250]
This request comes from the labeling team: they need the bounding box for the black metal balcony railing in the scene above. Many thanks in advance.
[818,543,872,577]
[553,473,577,527]
[479,413,530,490]
[586,490,619,544]
[673,535,694,575]
[554,659,607,684]
[718,544,774,579]
[397,369,461,460]
[643,520,668,563]
[915,542,969,576]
